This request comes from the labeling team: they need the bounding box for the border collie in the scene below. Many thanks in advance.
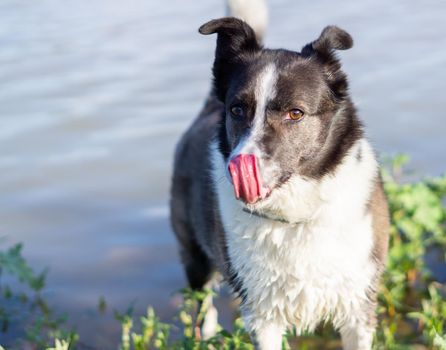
[170,2,389,349]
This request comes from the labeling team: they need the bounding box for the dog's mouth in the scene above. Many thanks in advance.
[228,154,285,205]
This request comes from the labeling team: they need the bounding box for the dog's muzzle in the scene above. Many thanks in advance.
[228,154,269,204]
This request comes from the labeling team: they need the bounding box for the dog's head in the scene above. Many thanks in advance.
[200,18,362,205]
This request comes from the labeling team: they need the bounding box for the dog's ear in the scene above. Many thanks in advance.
[199,17,261,101]
[309,26,353,54]
[302,26,353,100]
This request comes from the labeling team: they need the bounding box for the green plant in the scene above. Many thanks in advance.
[0,243,78,350]
[113,289,255,350]
[374,155,446,349]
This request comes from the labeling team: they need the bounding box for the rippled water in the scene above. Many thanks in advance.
[1,0,445,347]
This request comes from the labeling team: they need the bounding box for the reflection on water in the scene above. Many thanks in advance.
[0,0,445,347]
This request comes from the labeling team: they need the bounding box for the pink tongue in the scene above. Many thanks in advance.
[228,154,263,204]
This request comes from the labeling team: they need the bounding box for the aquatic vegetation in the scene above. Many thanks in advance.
[0,244,78,349]
[0,155,445,349]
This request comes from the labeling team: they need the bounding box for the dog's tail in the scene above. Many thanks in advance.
[226,0,268,42]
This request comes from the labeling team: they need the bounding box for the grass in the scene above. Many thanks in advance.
[0,154,445,349]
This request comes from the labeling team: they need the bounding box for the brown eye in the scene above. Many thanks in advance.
[230,105,244,118]
[287,108,304,121]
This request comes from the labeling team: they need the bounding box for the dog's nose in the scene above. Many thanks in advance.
[228,154,264,204]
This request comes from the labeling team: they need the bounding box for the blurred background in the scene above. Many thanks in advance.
[0,0,445,347]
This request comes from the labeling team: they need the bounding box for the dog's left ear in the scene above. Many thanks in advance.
[199,17,261,101]
[305,26,353,55]
[302,26,353,100]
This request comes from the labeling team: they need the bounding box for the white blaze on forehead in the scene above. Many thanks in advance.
[253,63,277,132]
[229,63,278,160]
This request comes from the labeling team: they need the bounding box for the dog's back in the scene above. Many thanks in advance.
[170,96,224,288]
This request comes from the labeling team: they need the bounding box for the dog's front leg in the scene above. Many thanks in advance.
[248,322,284,350]
[199,292,219,340]
[340,322,374,350]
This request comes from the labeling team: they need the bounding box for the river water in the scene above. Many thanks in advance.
[0,0,445,347]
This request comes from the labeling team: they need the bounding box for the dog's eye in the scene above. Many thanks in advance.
[287,109,304,121]
[230,106,244,118]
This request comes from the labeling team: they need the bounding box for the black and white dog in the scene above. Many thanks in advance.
[170,4,389,349]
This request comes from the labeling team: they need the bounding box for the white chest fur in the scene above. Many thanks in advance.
[210,139,379,334]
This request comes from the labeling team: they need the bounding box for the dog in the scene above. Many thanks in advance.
[170,3,389,349]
